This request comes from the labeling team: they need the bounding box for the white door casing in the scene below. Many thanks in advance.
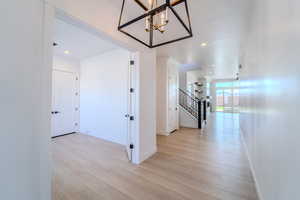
[126,57,137,162]
[52,70,78,137]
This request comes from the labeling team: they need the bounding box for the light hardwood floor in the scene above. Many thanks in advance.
[52,113,258,200]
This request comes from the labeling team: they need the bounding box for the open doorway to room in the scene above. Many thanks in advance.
[50,13,138,198]
[51,14,137,157]
[214,81,239,113]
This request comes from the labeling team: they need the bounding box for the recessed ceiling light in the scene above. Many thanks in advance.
[201,42,207,47]
[64,50,70,55]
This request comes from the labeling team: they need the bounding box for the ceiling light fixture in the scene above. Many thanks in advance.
[64,50,70,55]
[118,0,193,48]
[201,42,207,47]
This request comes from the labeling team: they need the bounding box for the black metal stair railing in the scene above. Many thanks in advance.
[179,89,207,129]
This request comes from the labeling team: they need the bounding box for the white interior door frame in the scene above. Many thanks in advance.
[126,53,139,164]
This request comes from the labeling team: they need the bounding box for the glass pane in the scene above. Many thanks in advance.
[233,89,239,112]
[223,89,233,112]
[216,82,233,88]
[216,90,224,112]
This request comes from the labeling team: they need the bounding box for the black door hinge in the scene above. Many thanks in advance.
[130,60,134,65]
[130,116,134,121]
[130,88,134,93]
[130,144,134,149]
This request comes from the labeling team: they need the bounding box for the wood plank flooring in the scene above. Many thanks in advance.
[52,113,258,200]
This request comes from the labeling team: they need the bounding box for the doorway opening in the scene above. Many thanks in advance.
[215,81,239,113]
[50,13,137,162]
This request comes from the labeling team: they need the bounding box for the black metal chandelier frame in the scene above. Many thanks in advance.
[118,0,193,48]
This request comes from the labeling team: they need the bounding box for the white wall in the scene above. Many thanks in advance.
[179,71,187,90]
[46,0,147,51]
[240,1,300,200]
[156,57,168,135]
[186,71,199,86]
[136,50,157,163]
[0,1,51,200]
[80,49,130,145]
[179,107,198,129]
[53,55,80,132]
[53,55,80,73]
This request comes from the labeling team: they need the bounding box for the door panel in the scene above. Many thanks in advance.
[168,74,178,132]
[52,70,77,137]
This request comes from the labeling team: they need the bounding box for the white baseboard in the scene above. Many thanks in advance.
[139,147,157,164]
[240,128,264,200]
[157,131,170,136]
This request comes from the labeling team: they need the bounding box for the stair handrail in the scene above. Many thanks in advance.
[178,88,207,129]
[178,88,201,102]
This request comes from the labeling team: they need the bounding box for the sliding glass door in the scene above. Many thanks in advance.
[215,86,239,113]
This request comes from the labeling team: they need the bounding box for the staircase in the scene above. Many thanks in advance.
[179,89,208,129]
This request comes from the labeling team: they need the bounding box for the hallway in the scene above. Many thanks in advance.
[52,112,258,200]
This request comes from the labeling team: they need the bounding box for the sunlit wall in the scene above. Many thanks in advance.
[239,1,300,199]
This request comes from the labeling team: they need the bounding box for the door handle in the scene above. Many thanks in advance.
[51,111,60,114]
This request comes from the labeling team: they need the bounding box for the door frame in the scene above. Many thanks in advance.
[41,4,145,199]
[46,7,140,164]
[215,87,239,113]
[126,54,138,162]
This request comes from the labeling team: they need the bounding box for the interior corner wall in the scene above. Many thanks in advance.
[135,50,157,163]
[79,49,130,145]
[1,1,51,200]
[179,71,187,91]
[240,1,300,200]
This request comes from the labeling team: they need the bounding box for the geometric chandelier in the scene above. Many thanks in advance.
[118,0,193,48]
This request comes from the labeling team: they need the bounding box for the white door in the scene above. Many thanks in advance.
[52,70,77,137]
[168,73,178,132]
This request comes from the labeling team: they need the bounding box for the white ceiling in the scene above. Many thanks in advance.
[116,0,250,79]
[53,0,249,79]
[53,19,118,60]
[155,0,250,79]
